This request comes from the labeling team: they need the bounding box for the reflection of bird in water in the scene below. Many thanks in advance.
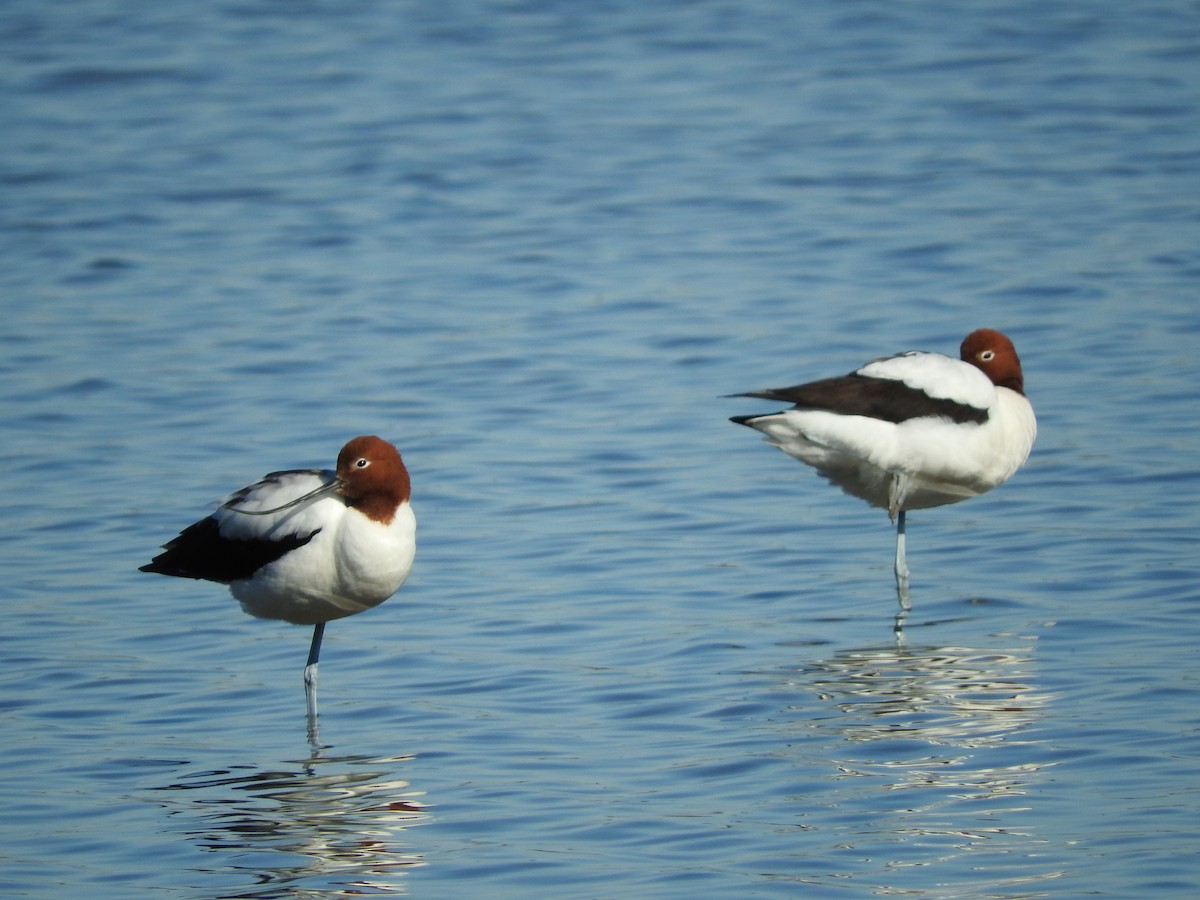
[159,753,427,896]
[731,329,1036,610]
[780,641,1059,889]
[140,436,416,717]
[798,643,1050,749]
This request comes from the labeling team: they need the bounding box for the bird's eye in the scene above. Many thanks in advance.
[355,457,369,468]
[980,350,995,361]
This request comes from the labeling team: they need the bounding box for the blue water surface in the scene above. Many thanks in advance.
[2,1,1199,897]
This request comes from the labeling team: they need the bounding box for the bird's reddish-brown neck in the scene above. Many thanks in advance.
[336,436,411,525]
[346,472,410,524]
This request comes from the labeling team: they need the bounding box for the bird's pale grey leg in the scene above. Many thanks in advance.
[889,474,912,615]
[304,622,325,723]
[894,508,911,614]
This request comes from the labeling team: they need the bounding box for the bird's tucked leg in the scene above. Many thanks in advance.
[887,471,909,522]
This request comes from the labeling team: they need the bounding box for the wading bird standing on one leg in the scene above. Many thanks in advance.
[140,435,416,722]
[730,329,1035,617]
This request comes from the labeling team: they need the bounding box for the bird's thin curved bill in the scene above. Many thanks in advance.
[227,479,343,516]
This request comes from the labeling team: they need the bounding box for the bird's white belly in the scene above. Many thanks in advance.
[754,391,1035,512]
[231,505,416,625]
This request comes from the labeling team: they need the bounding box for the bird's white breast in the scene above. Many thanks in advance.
[228,498,416,625]
[747,386,1035,511]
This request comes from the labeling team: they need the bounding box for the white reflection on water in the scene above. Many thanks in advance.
[800,643,1053,750]
[780,641,1065,896]
[155,751,428,897]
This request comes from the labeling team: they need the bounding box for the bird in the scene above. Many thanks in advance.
[730,329,1035,608]
[140,435,416,712]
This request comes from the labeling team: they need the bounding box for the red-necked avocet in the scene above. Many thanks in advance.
[140,435,416,714]
[731,329,1035,611]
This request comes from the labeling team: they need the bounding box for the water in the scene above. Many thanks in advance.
[3,0,1199,896]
